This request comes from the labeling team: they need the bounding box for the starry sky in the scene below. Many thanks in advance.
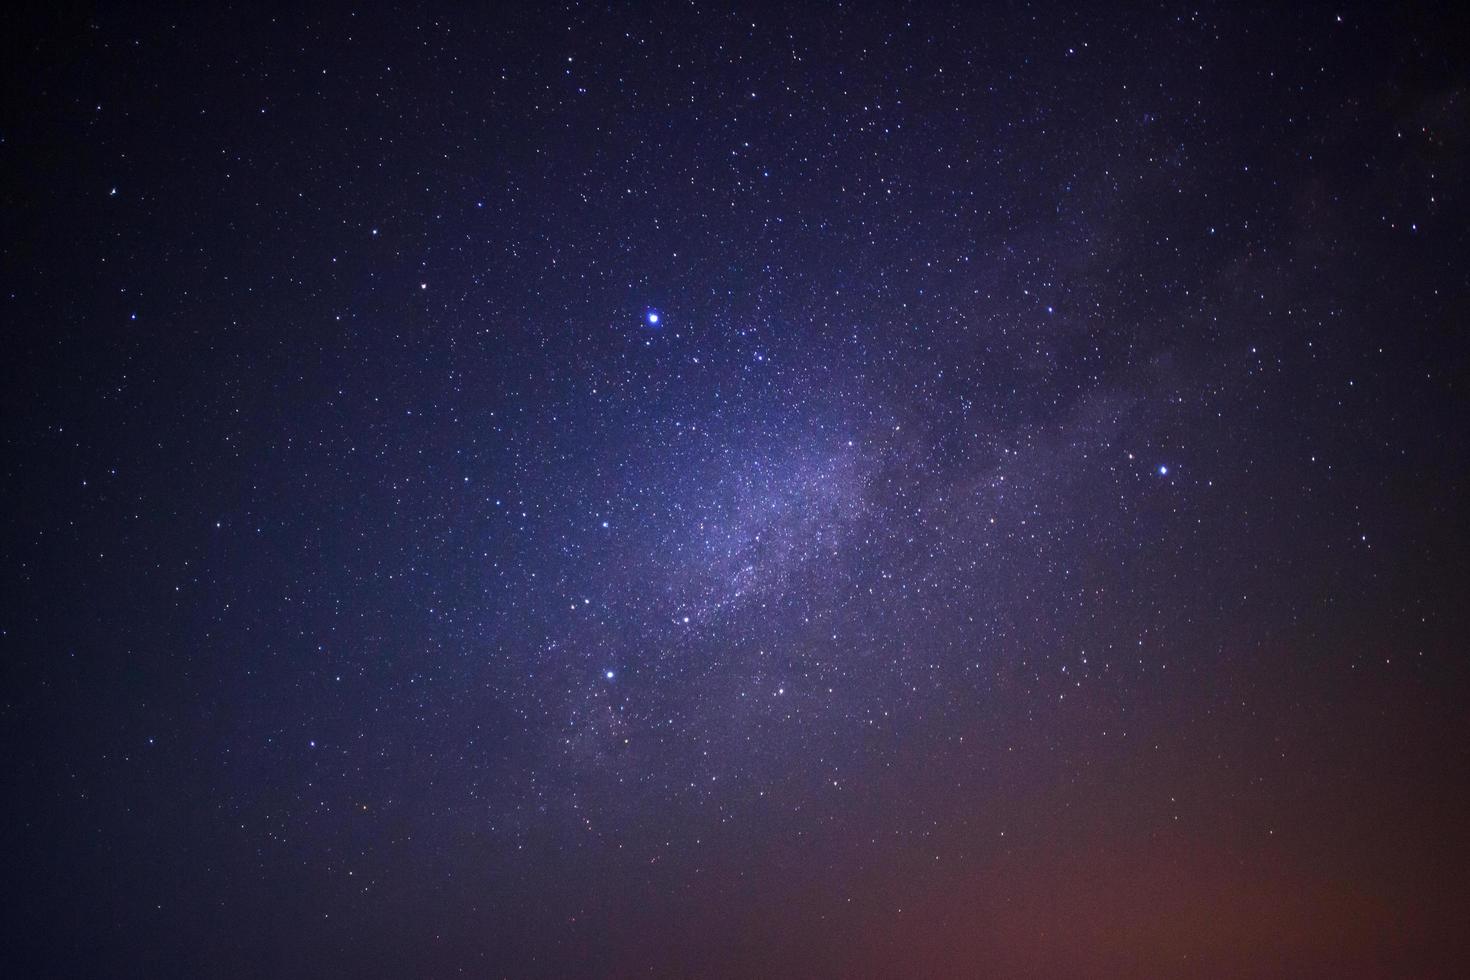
[4,3,1469,977]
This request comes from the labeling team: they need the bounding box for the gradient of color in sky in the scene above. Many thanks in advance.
[3,2,1468,977]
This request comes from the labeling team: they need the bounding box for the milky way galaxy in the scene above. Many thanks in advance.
[4,3,1469,977]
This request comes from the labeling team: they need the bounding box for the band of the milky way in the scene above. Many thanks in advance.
[2,2,1467,977]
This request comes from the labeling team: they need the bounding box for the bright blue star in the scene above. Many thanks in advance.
[645,310,660,326]
[604,669,616,680]
[1158,464,1169,476]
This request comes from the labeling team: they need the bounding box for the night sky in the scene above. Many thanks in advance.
[4,3,1469,977]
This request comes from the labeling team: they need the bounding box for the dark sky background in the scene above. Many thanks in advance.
[3,2,1468,977]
